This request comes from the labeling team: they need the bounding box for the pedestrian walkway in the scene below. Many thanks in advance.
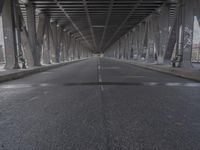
[111,58,200,82]
[0,59,87,83]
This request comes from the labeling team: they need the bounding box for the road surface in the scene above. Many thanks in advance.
[0,57,200,150]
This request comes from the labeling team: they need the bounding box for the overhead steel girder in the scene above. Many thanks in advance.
[20,0,167,52]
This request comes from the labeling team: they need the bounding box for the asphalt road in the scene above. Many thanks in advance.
[0,57,200,150]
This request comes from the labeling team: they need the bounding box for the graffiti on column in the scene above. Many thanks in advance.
[184,27,193,49]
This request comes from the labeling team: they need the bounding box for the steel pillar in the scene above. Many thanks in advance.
[37,13,48,65]
[51,21,58,63]
[26,2,40,66]
[16,3,34,67]
[0,0,5,14]
[65,33,72,61]
[157,5,170,64]
[146,19,155,63]
[56,27,63,62]
[43,18,51,64]
[2,0,20,69]
[165,18,177,61]
[15,0,26,69]
[59,31,65,62]
[180,0,194,68]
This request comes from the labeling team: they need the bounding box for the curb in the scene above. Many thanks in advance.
[110,58,200,82]
[0,58,87,83]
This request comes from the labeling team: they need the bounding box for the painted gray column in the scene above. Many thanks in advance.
[136,26,141,59]
[143,20,153,62]
[158,5,170,64]
[127,33,130,59]
[60,31,65,62]
[153,15,161,63]
[63,32,68,61]
[77,40,81,59]
[74,38,78,59]
[56,26,63,62]
[43,17,51,64]
[138,23,146,59]
[2,0,20,69]
[65,33,72,61]
[49,23,56,62]
[165,17,177,61]
[180,0,194,68]
[15,0,26,69]
[26,2,40,66]
[146,19,155,63]
[0,45,4,62]
[118,40,120,59]
[69,37,74,60]
[73,38,77,60]
[0,0,5,14]
[16,2,34,67]
[37,13,48,65]
[194,0,200,27]
[119,39,121,59]
[51,22,58,62]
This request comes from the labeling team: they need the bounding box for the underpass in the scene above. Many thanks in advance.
[0,0,200,149]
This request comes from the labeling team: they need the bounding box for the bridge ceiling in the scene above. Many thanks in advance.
[19,0,176,52]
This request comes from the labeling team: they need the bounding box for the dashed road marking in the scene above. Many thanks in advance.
[98,65,101,70]
[98,59,104,92]
[98,75,102,83]
[100,85,104,91]
[29,96,39,102]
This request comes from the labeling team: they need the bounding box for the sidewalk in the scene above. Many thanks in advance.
[111,58,200,82]
[0,58,87,83]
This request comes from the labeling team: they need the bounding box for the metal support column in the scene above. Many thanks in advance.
[15,0,26,69]
[26,2,40,66]
[2,0,20,69]
[51,21,58,63]
[37,13,48,65]
[180,0,194,68]
[43,17,51,64]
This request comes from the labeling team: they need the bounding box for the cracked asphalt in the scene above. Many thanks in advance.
[0,57,200,150]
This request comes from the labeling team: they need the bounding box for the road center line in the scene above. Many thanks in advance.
[98,58,104,92]
[100,85,104,91]
[29,96,39,102]
[98,65,101,70]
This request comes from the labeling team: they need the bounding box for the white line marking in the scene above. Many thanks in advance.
[98,65,101,70]
[29,96,39,102]
[102,67,120,70]
[100,85,104,91]
[98,75,102,82]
